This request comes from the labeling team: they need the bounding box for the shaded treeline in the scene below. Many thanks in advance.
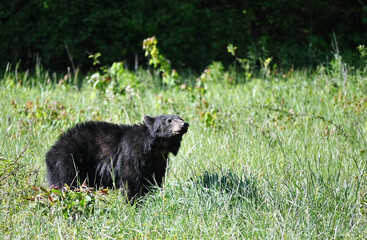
[0,0,366,72]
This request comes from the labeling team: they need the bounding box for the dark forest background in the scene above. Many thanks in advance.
[1,0,366,72]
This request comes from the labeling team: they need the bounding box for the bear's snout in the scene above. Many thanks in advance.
[181,122,189,133]
[172,120,189,135]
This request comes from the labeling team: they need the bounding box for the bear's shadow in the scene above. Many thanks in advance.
[193,171,259,203]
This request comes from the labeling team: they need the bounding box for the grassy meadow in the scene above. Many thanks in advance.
[0,58,367,239]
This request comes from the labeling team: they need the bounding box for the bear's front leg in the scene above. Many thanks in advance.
[121,176,143,204]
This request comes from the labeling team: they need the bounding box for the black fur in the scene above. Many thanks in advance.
[45,115,189,201]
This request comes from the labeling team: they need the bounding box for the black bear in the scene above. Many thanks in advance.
[45,115,189,201]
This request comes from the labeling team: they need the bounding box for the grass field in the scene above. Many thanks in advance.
[0,60,367,239]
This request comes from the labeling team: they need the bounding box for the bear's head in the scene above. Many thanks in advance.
[144,115,189,138]
[144,115,189,155]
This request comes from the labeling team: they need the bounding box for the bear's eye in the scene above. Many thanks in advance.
[167,119,172,123]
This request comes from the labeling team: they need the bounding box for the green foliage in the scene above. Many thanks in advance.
[87,54,139,96]
[193,63,226,128]
[227,44,253,81]
[12,99,75,128]
[227,44,237,57]
[260,57,272,79]
[358,45,367,68]
[0,0,366,71]
[143,36,179,87]
[24,185,109,219]
[88,53,102,66]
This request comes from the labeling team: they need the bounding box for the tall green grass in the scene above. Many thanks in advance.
[0,61,366,239]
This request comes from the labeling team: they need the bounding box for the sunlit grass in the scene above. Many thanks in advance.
[0,64,366,238]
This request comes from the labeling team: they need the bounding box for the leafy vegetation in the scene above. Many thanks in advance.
[1,0,366,71]
[0,47,366,238]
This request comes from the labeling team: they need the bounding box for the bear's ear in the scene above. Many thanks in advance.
[144,115,155,129]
